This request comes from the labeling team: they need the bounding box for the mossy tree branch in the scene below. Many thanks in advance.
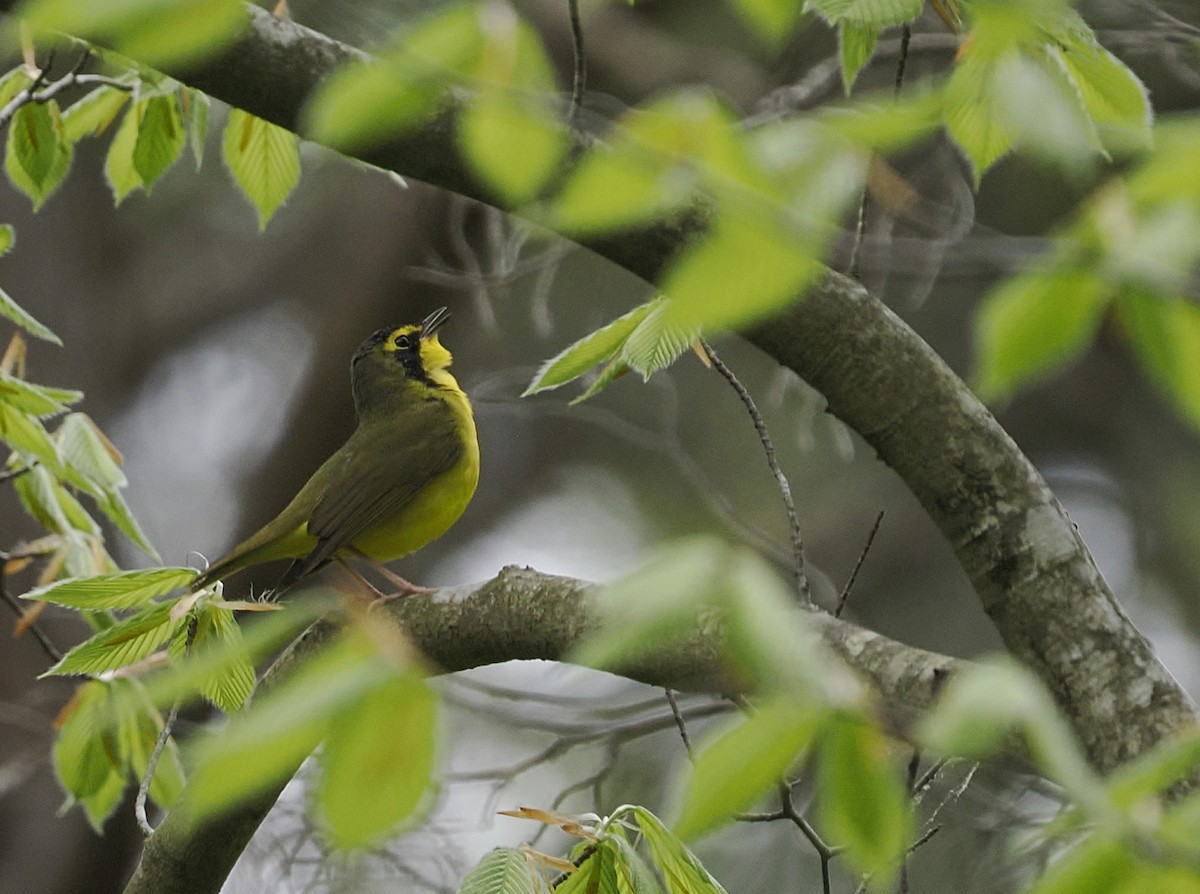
[121,566,963,894]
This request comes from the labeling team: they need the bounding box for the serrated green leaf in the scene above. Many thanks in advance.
[460,88,565,205]
[221,108,300,230]
[24,567,195,609]
[943,45,1015,184]
[186,633,389,821]
[62,85,132,142]
[634,808,730,894]
[0,371,79,416]
[319,673,438,849]
[5,100,73,209]
[570,355,631,405]
[524,299,660,395]
[459,847,546,894]
[104,101,143,203]
[729,0,803,45]
[0,285,60,343]
[805,0,924,26]
[621,298,698,379]
[1055,41,1151,148]
[0,400,63,474]
[12,463,72,534]
[974,268,1109,401]
[1119,291,1200,433]
[674,696,820,841]
[46,601,180,677]
[190,604,256,713]
[0,223,13,255]
[817,714,911,887]
[58,412,125,489]
[661,212,822,334]
[839,22,879,94]
[132,94,185,191]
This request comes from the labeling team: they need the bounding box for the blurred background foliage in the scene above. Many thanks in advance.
[2,0,1200,892]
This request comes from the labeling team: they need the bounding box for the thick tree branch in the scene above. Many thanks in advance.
[5,0,1195,775]
[121,566,963,894]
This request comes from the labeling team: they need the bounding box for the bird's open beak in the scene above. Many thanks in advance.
[420,307,450,339]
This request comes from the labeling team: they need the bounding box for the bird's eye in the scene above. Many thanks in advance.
[394,335,411,350]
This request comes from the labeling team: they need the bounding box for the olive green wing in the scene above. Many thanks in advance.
[285,396,465,581]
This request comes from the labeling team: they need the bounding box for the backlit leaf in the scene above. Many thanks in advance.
[132,94,185,191]
[62,85,132,141]
[23,567,195,609]
[45,601,180,677]
[0,285,60,343]
[459,847,547,894]
[1119,291,1200,433]
[319,673,438,849]
[523,299,659,395]
[222,108,301,230]
[839,22,879,94]
[459,88,565,205]
[634,808,730,894]
[104,101,143,203]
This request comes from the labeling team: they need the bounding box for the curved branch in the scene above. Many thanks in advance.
[7,0,1194,770]
[122,566,962,894]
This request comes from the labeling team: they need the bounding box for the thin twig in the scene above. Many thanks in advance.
[567,0,587,126]
[0,52,134,129]
[834,510,884,618]
[664,687,694,760]
[0,551,63,663]
[136,614,197,836]
[894,23,912,94]
[702,341,811,605]
[0,465,30,483]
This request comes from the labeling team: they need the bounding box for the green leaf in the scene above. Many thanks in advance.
[1119,291,1200,432]
[611,835,666,894]
[816,714,911,887]
[1025,835,1137,894]
[0,371,79,416]
[0,285,60,343]
[78,769,126,831]
[132,94,185,191]
[21,0,248,68]
[558,838,621,894]
[53,681,123,801]
[222,108,301,230]
[942,44,1016,183]
[170,601,257,713]
[919,658,1106,814]
[674,696,820,841]
[186,633,390,821]
[1054,41,1151,150]
[8,100,57,188]
[974,268,1109,401]
[116,679,185,808]
[23,567,195,609]
[661,212,822,334]
[5,100,73,208]
[459,847,547,894]
[62,85,132,141]
[621,299,698,379]
[0,400,63,474]
[304,4,488,150]
[45,601,180,677]
[524,299,659,395]
[58,412,125,489]
[319,673,438,849]
[459,87,565,205]
[634,808,730,894]
[104,101,143,203]
[729,0,803,45]
[0,223,12,255]
[805,0,924,26]
[570,537,727,672]
[839,22,879,94]
[0,66,32,107]
[571,355,630,405]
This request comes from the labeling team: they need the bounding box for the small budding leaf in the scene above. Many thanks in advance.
[458,847,548,894]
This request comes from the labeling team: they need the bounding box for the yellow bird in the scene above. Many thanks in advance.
[191,307,479,594]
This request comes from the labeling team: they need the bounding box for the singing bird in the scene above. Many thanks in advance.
[191,307,479,595]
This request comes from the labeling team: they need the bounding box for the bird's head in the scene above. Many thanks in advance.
[351,307,456,413]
